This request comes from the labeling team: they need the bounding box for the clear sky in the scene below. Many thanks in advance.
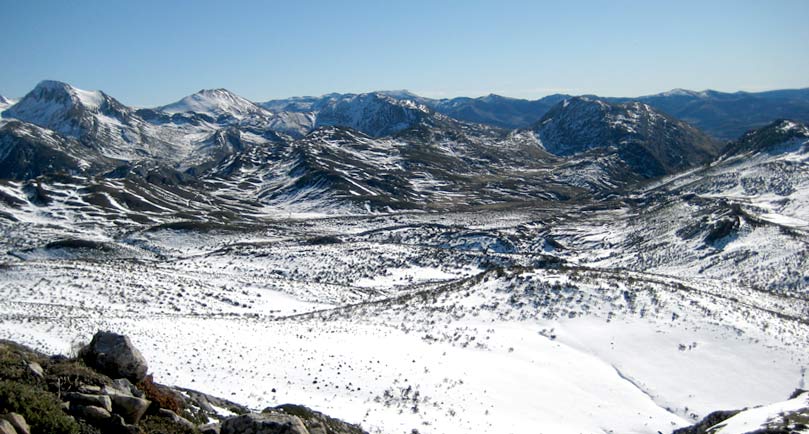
[2,0,808,106]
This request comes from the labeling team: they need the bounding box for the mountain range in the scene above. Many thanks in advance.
[264,86,809,140]
[2,80,809,434]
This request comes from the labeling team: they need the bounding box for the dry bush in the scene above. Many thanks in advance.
[137,374,182,414]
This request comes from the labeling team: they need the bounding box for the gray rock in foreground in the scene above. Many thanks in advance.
[80,331,148,383]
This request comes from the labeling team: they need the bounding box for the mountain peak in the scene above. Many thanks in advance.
[160,88,269,120]
[26,80,106,110]
[377,89,420,100]
[723,119,809,156]
[532,96,721,177]
[3,80,122,136]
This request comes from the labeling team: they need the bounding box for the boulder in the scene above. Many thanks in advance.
[80,331,148,383]
[25,362,43,380]
[64,392,112,412]
[221,412,310,434]
[199,422,221,434]
[78,385,102,394]
[104,378,143,398]
[0,420,16,434]
[1,414,29,434]
[270,404,368,434]
[107,414,141,434]
[73,405,112,423]
[108,393,150,425]
[158,409,197,432]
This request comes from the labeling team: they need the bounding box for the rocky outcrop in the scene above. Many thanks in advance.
[674,390,809,434]
[80,331,148,383]
[221,412,310,434]
[269,405,368,434]
[0,335,368,434]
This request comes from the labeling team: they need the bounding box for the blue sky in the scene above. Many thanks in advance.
[2,0,808,106]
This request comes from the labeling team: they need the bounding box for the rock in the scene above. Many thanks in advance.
[1,414,29,434]
[107,414,140,434]
[64,392,113,412]
[25,362,43,380]
[221,412,310,434]
[108,393,150,424]
[672,410,741,434]
[0,420,16,434]
[81,331,148,383]
[78,384,102,394]
[158,409,197,432]
[199,422,221,434]
[104,378,143,398]
[271,404,368,434]
[73,405,112,423]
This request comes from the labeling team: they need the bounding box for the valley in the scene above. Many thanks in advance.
[0,81,808,434]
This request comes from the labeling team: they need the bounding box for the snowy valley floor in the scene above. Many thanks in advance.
[1,210,807,434]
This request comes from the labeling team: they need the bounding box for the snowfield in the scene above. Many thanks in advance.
[1,205,807,434]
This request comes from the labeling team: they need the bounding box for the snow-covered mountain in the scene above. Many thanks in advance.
[531,97,722,178]
[626,87,809,140]
[160,88,273,122]
[263,91,442,138]
[573,119,809,294]
[3,80,193,161]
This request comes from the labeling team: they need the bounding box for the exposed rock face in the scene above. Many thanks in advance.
[221,412,310,434]
[80,331,148,383]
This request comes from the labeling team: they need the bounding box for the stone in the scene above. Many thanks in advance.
[74,405,112,423]
[271,404,367,434]
[1,414,29,434]
[25,362,43,380]
[106,414,141,434]
[112,378,135,395]
[105,378,143,398]
[81,331,148,383]
[221,412,310,434]
[78,384,102,394]
[0,420,16,434]
[64,392,112,412]
[158,409,196,432]
[108,393,151,424]
[199,422,221,434]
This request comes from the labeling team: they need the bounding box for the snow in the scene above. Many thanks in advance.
[353,265,477,289]
[73,87,104,109]
[160,88,270,120]
[709,392,809,434]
